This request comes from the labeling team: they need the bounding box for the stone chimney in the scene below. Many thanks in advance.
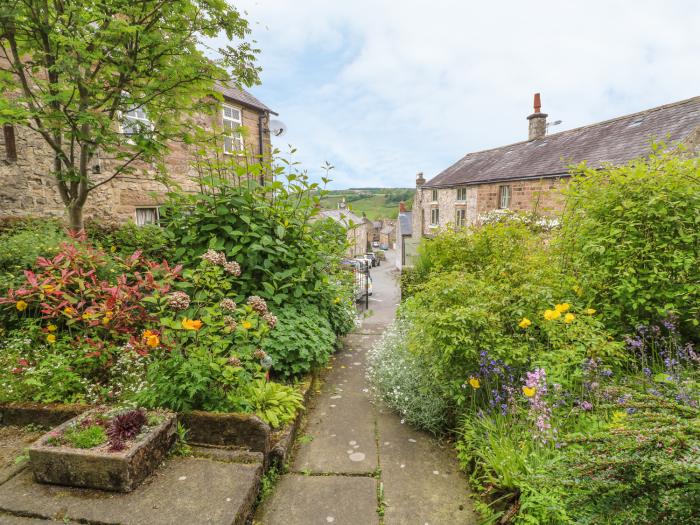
[399,201,406,213]
[415,172,426,187]
[527,93,548,141]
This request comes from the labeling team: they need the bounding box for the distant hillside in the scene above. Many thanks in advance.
[319,188,414,220]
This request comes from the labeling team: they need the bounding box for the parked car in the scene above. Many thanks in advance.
[379,243,389,251]
[372,241,380,248]
[365,252,379,267]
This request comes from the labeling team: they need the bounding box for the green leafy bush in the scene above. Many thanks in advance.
[560,146,700,337]
[85,220,174,261]
[261,305,336,379]
[246,379,304,428]
[0,219,67,290]
[160,160,344,308]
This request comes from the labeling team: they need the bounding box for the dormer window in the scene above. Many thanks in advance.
[222,104,243,154]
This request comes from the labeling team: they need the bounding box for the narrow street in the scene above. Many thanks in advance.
[256,250,476,525]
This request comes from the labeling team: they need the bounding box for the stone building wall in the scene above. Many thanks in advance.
[0,101,271,224]
[411,177,567,238]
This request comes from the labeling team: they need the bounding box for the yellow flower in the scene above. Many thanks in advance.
[584,308,596,315]
[41,284,54,293]
[468,377,480,389]
[518,318,532,329]
[334,297,341,304]
[46,334,56,344]
[47,324,57,332]
[63,307,75,317]
[241,320,253,330]
[102,316,112,325]
[522,386,536,397]
[181,318,203,331]
[110,246,117,253]
[554,303,570,313]
[15,300,28,312]
[543,309,561,321]
[143,330,160,348]
[564,313,575,324]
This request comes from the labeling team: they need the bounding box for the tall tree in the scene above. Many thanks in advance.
[0,0,259,230]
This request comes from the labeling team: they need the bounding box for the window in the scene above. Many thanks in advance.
[431,189,438,202]
[499,185,511,209]
[121,105,152,136]
[3,124,17,161]
[222,105,244,154]
[456,187,467,201]
[135,207,159,226]
[455,208,466,227]
[430,207,440,226]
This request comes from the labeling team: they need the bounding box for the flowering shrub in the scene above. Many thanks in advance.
[366,317,451,433]
[371,150,700,524]
[0,237,180,403]
[134,250,280,412]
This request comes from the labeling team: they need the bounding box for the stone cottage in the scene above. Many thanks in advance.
[315,208,370,258]
[0,81,276,225]
[411,94,700,240]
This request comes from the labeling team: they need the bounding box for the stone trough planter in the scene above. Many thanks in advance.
[28,408,176,492]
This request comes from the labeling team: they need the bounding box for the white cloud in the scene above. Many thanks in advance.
[222,0,700,188]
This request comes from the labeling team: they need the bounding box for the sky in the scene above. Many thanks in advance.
[217,0,700,189]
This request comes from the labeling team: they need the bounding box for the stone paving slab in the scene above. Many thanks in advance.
[378,410,477,524]
[257,474,378,525]
[292,346,378,475]
[0,457,262,525]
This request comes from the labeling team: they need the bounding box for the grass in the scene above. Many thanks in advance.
[319,189,414,220]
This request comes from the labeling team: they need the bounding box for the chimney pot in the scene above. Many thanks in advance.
[527,92,548,141]
[415,172,426,187]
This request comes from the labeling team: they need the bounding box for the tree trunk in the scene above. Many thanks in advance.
[68,203,84,233]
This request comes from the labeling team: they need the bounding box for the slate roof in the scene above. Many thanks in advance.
[425,96,700,188]
[214,82,277,115]
[316,209,364,228]
[398,212,412,236]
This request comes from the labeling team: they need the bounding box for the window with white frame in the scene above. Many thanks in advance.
[135,207,159,226]
[455,208,466,227]
[430,207,440,226]
[121,105,152,136]
[499,185,511,209]
[456,187,467,201]
[222,105,244,154]
[431,189,438,202]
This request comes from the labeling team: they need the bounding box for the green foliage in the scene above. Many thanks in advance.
[559,146,700,337]
[0,220,67,291]
[62,425,108,449]
[161,163,343,308]
[262,305,336,379]
[85,221,174,261]
[552,387,700,525]
[318,188,414,220]
[0,0,260,229]
[366,317,451,433]
[246,380,304,428]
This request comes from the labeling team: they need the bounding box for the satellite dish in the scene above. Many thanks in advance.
[269,119,287,137]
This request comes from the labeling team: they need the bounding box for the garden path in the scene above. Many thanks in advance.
[256,250,477,525]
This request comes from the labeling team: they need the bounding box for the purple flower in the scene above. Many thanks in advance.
[643,367,652,376]
[601,369,613,377]
[626,407,637,415]
[580,401,593,411]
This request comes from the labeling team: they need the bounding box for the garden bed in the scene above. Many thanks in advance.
[29,407,176,492]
